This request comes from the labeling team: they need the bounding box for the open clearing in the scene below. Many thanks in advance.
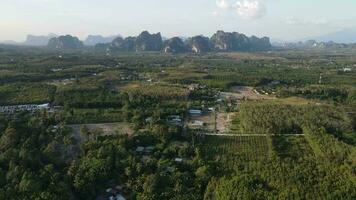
[68,122,133,142]
[220,86,275,100]
[188,113,215,130]
[216,112,235,133]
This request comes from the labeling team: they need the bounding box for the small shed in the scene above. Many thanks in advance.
[144,146,155,153]
[174,158,183,163]
[192,120,204,126]
[189,109,202,115]
[135,146,144,153]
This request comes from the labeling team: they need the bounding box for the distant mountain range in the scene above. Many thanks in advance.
[48,35,84,49]
[94,30,271,53]
[25,34,58,46]
[306,28,356,44]
[83,35,120,46]
[273,40,351,50]
[2,28,356,48]
[0,34,119,46]
[0,34,57,46]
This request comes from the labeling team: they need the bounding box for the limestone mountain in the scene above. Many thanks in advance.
[210,31,271,52]
[108,36,136,52]
[163,37,186,53]
[134,31,163,51]
[106,31,162,52]
[47,35,84,49]
[210,31,237,51]
[98,30,271,53]
[186,36,211,53]
[24,34,57,46]
[248,36,271,51]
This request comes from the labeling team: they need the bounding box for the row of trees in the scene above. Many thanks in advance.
[201,102,356,199]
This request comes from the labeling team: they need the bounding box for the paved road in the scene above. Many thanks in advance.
[202,133,305,137]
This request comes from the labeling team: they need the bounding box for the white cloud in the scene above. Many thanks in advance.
[216,0,232,9]
[235,0,266,20]
[216,0,267,20]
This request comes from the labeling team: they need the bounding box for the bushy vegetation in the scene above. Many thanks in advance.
[0,83,56,105]
[0,48,355,199]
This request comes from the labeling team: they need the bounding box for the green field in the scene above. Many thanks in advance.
[202,134,355,199]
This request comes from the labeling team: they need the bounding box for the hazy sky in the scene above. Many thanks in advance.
[1,0,356,41]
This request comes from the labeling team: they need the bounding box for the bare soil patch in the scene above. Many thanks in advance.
[221,86,275,100]
[68,122,133,143]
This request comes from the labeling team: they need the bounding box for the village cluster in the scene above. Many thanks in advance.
[0,103,52,113]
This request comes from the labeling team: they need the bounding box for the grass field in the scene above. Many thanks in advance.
[202,136,270,173]
[201,134,355,199]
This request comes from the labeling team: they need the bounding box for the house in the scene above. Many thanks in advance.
[171,118,182,123]
[188,109,202,115]
[174,158,183,163]
[269,80,281,86]
[167,115,182,125]
[38,103,50,109]
[208,107,215,112]
[0,103,51,113]
[144,146,155,153]
[343,67,352,72]
[51,125,59,133]
[51,68,63,72]
[135,146,144,153]
[169,115,180,119]
[192,120,204,126]
[188,84,199,91]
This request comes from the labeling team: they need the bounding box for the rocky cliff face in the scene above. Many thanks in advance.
[187,36,211,53]
[98,30,271,53]
[135,31,163,51]
[210,31,237,51]
[108,36,136,52]
[47,35,84,49]
[210,31,271,52]
[108,31,162,52]
[163,37,186,53]
[248,36,271,51]
[25,34,57,46]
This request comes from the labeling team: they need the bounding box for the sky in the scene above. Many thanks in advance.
[1,0,356,42]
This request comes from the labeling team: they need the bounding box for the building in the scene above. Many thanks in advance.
[144,146,155,154]
[174,158,183,163]
[191,120,204,126]
[167,115,183,125]
[208,107,215,112]
[135,146,144,153]
[343,67,352,72]
[0,103,50,113]
[188,109,202,115]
